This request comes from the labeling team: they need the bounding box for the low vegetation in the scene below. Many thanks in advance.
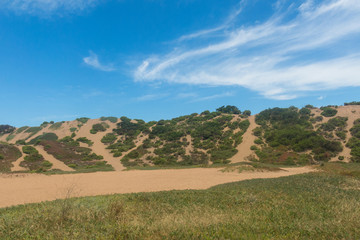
[20,146,52,172]
[344,101,360,105]
[39,139,112,172]
[320,106,338,117]
[100,116,118,123]
[28,133,58,145]
[0,143,22,172]
[90,122,109,134]
[253,107,342,165]
[49,122,63,130]
[110,111,250,167]
[0,125,15,135]
[346,118,360,162]
[1,163,360,239]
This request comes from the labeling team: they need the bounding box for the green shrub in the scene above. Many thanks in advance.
[28,133,58,145]
[70,127,77,132]
[344,101,360,105]
[101,133,117,144]
[0,125,15,135]
[76,117,90,124]
[90,123,108,134]
[42,160,53,168]
[15,140,26,145]
[0,154,3,160]
[100,116,118,123]
[76,137,94,146]
[216,105,241,114]
[338,156,345,160]
[22,146,38,155]
[320,107,338,117]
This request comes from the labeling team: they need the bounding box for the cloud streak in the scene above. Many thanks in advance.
[83,52,115,72]
[135,0,360,100]
[0,0,99,15]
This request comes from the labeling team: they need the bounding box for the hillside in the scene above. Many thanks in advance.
[1,104,360,173]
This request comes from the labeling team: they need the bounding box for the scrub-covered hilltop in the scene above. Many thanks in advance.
[1,103,360,173]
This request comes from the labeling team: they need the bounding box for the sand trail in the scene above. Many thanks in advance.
[0,166,315,208]
[230,115,258,163]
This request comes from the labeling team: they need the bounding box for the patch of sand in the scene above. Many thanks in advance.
[33,145,74,172]
[230,115,258,163]
[0,166,315,208]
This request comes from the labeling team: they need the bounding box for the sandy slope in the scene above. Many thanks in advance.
[76,119,125,171]
[0,166,315,208]
[33,145,74,171]
[230,115,258,163]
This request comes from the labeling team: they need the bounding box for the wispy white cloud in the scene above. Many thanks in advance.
[135,0,360,100]
[176,92,198,99]
[135,93,169,102]
[0,0,99,15]
[189,91,234,103]
[83,51,115,72]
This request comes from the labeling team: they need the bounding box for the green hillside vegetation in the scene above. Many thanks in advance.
[109,111,250,167]
[253,107,342,165]
[76,117,89,124]
[2,163,360,239]
[76,137,94,146]
[20,146,52,172]
[28,133,58,145]
[320,106,338,117]
[0,125,15,135]
[0,143,22,172]
[344,101,360,105]
[346,119,360,162]
[15,126,29,134]
[1,103,359,171]
[90,122,109,134]
[100,116,118,123]
[49,122,63,130]
[317,116,348,141]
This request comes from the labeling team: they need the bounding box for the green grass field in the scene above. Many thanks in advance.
[1,163,360,239]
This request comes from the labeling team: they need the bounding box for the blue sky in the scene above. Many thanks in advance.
[1,0,360,127]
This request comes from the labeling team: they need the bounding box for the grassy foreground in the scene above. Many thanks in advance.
[1,164,360,239]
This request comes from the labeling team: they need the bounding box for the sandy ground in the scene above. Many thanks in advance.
[230,115,258,163]
[0,166,315,208]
